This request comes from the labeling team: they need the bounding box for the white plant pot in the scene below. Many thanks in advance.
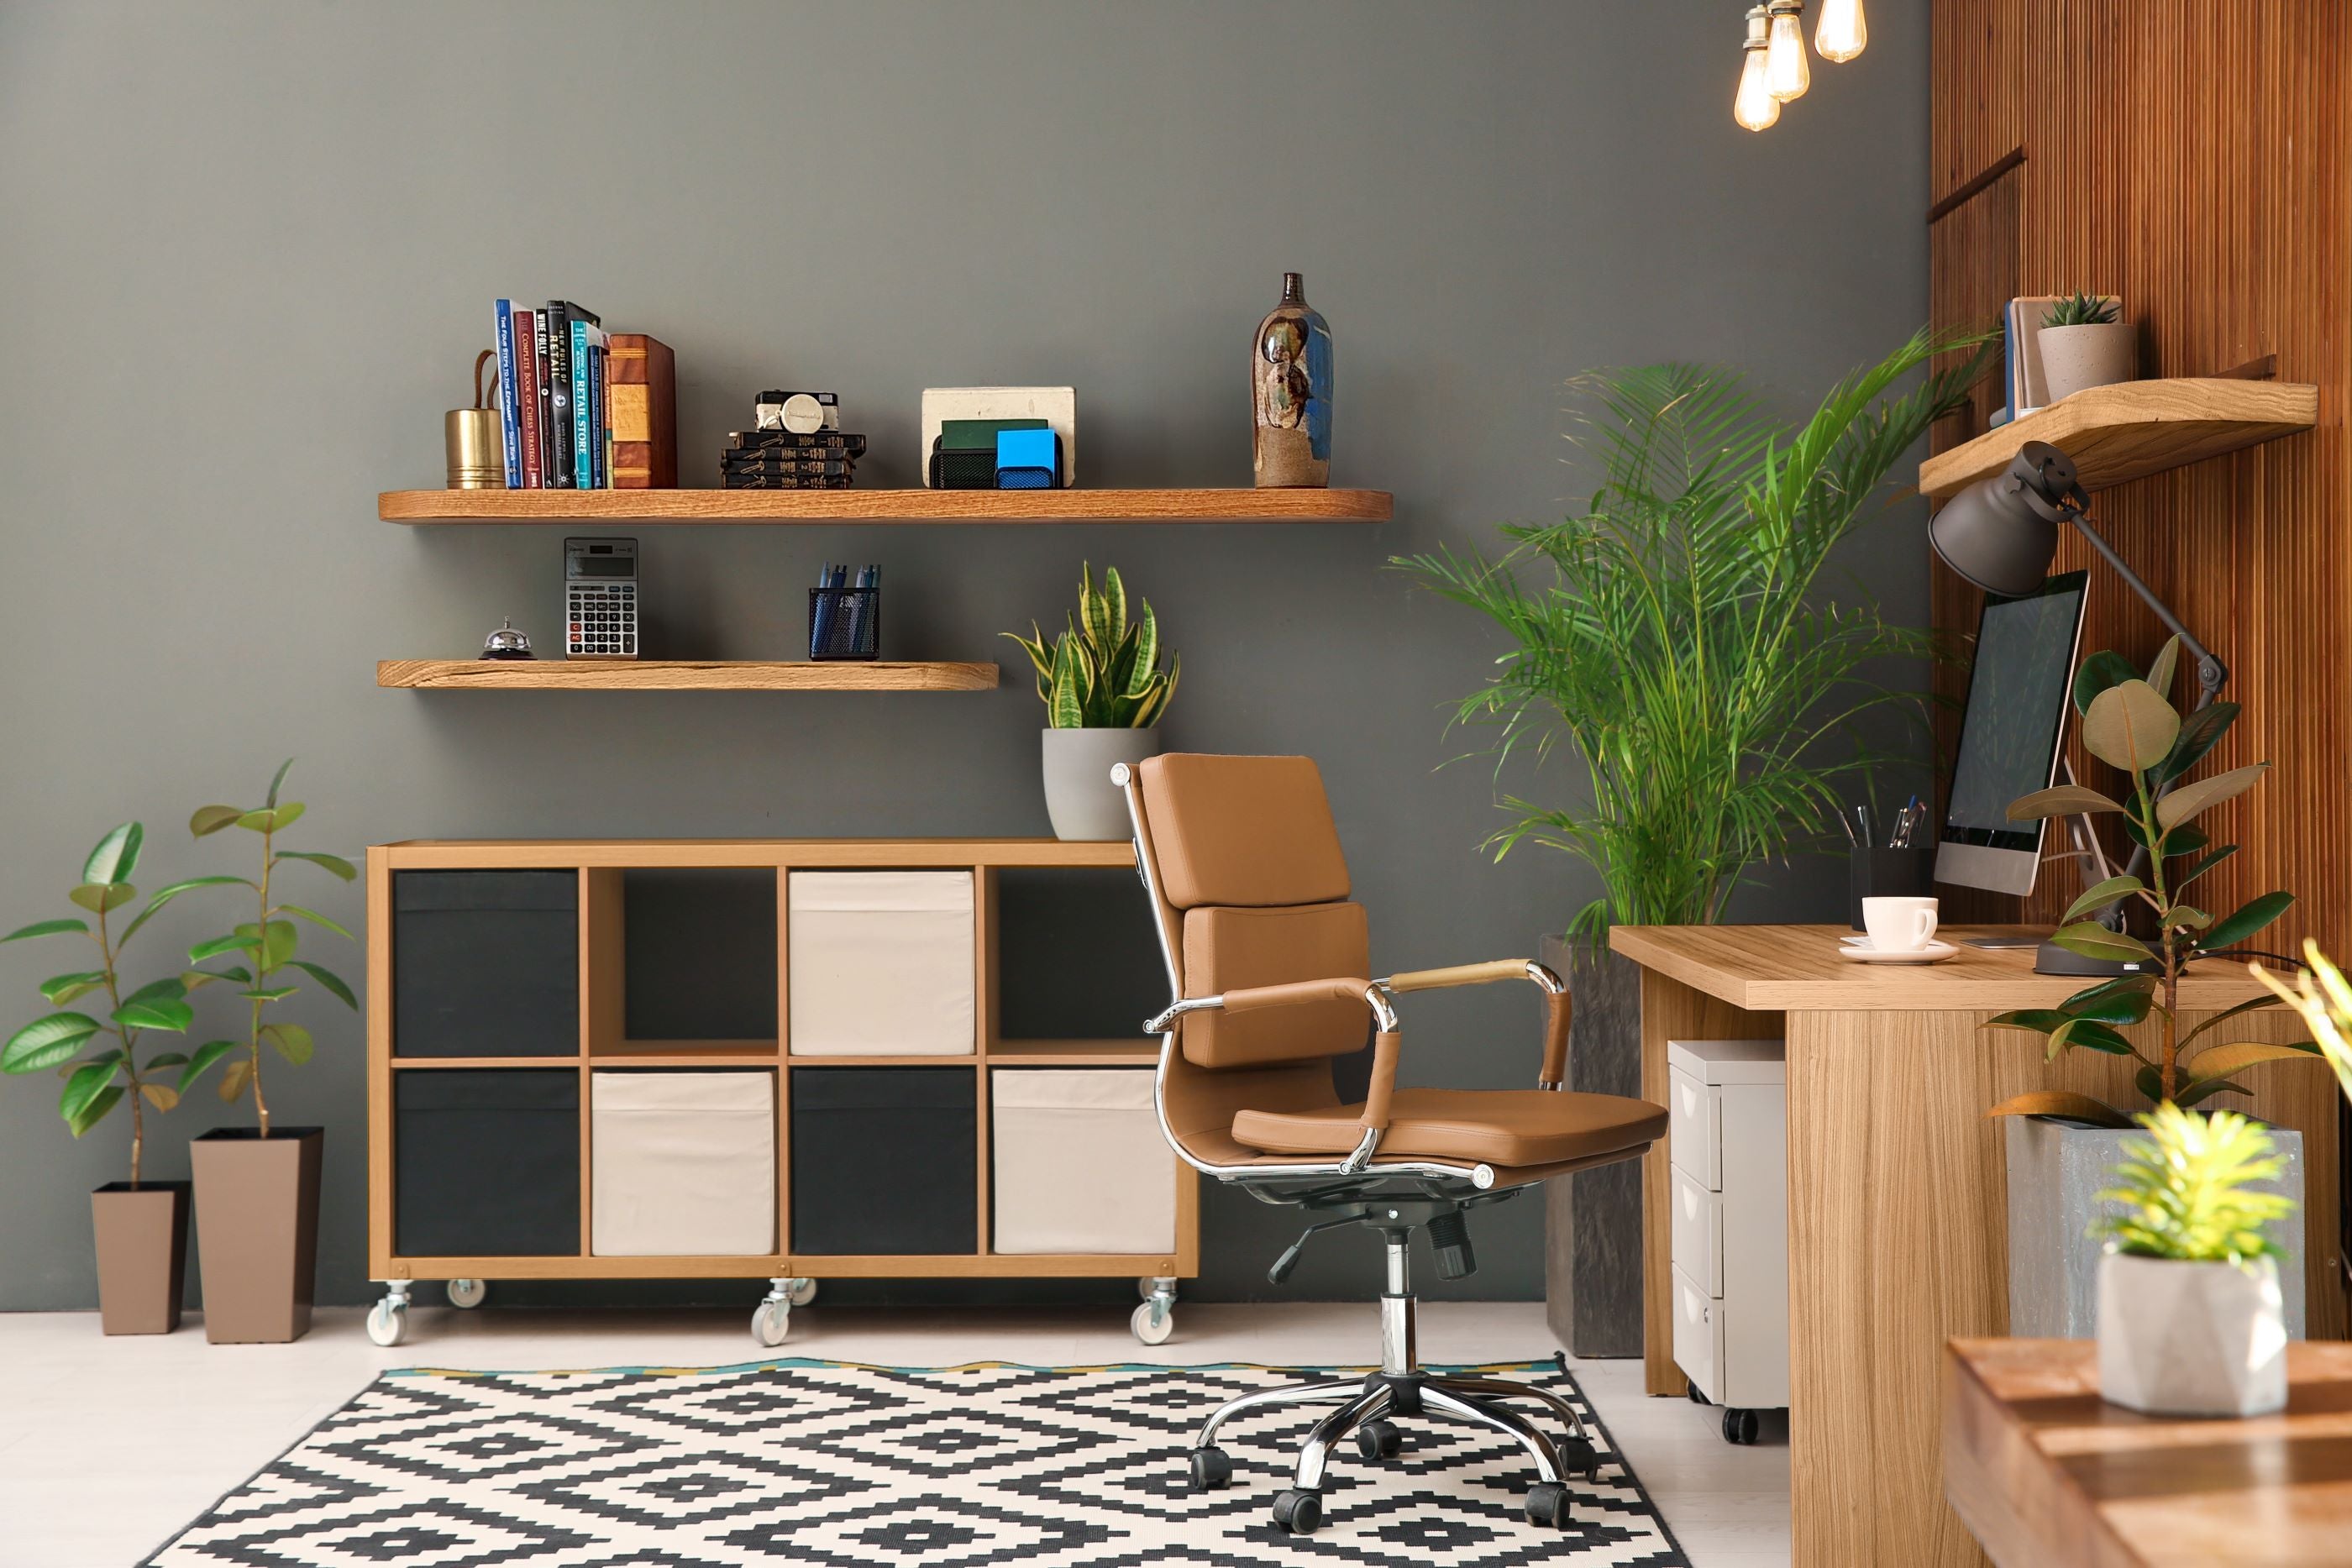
[2038,321,2137,402]
[1040,728,1160,842]
[2097,1250,2287,1418]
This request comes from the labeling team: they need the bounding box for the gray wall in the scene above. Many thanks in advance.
[0,1,1928,1310]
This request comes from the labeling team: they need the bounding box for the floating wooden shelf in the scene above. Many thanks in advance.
[377,658,998,692]
[380,487,1392,525]
[1919,378,2318,498]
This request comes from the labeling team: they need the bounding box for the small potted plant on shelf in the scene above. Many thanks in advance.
[2094,1104,2294,1417]
[180,759,359,1344]
[1004,564,1179,841]
[1,824,212,1334]
[1987,637,2317,1336]
[2037,291,2135,401]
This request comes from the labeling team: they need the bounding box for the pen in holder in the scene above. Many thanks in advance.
[1851,845,1935,931]
[809,585,879,660]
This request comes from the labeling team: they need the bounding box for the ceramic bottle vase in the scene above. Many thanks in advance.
[1253,272,1332,487]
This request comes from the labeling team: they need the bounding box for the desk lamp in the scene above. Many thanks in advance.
[1929,439,2228,973]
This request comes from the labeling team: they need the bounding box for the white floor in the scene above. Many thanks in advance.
[0,1300,1788,1567]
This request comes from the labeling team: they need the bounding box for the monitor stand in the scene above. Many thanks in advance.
[2030,762,2147,978]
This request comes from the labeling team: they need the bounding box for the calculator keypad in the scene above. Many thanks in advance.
[568,584,636,658]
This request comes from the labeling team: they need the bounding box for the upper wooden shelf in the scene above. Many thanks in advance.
[378,658,997,692]
[379,487,1392,525]
[1919,378,2318,498]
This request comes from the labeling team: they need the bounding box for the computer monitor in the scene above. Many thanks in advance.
[1935,569,2091,898]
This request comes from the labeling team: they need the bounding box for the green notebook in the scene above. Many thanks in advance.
[938,417,1047,451]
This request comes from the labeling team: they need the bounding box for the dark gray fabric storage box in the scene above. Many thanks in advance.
[790,1067,974,1255]
[394,871,578,1057]
[395,1071,580,1256]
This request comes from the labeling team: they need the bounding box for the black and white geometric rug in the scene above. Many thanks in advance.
[144,1359,1690,1566]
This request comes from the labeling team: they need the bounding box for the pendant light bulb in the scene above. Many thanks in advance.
[1816,0,1866,63]
[1765,0,1811,102]
[1734,7,1780,132]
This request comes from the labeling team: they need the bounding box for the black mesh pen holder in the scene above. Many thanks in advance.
[809,586,880,660]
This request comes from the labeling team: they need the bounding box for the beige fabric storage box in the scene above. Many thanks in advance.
[591,1072,776,1256]
[788,872,975,1056]
[991,1069,1176,1254]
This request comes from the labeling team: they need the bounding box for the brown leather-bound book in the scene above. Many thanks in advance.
[606,334,676,488]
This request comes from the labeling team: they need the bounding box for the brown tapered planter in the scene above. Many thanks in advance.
[190,1126,323,1343]
[91,1181,190,1335]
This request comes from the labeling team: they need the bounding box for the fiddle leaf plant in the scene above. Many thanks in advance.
[1003,563,1179,729]
[1983,638,2313,1127]
[183,759,357,1136]
[0,824,202,1184]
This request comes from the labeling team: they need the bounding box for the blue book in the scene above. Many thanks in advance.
[585,343,604,488]
[493,300,522,488]
[570,319,593,490]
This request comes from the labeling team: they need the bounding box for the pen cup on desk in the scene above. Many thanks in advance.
[809,586,880,660]
[1851,845,1935,931]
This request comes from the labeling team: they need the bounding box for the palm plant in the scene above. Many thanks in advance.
[1397,327,1994,936]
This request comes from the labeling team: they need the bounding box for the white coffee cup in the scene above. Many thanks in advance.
[1861,895,1940,952]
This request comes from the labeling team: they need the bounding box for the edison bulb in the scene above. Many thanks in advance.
[1734,46,1780,131]
[1766,4,1811,101]
[1816,0,1866,62]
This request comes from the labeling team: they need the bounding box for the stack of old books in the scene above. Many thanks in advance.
[720,427,867,489]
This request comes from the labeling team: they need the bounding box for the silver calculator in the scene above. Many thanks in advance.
[565,537,638,658]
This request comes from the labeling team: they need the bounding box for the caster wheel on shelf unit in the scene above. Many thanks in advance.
[785,1277,818,1308]
[1186,1446,1231,1492]
[1556,1434,1601,1481]
[753,1301,791,1349]
[445,1278,487,1309]
[366,1297,407,1348]
[1131,1298,1173,1346]
[1270,1488,1323,1535]
[1354,1418,1404,1460]
[1137,1276,1158,1301]
[1524,1481,1574,1529]
[1722,1408,1761,1445]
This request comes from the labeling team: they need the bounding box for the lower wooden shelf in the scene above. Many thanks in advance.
[378,658,999,691]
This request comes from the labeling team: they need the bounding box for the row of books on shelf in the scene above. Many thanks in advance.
[492,300,675,488]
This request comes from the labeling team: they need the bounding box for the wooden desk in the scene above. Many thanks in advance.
[1610,924,2344,1568]
[1945,1337,2352,1566]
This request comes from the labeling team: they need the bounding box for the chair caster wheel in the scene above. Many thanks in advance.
[1723,1408,1761,1445]
[1525,1481,1574,1529]
[1354,1418,1404,1460]
[1270,1487,1323,1535]
[1186,1446,1231,1492]
[1557,1434,1601,1480]
[1686,1379,1710,1405]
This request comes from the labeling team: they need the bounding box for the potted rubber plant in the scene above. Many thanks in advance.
[1987,638,2315,1336]
[2094,1104,2294,1417]
[1396,325,1994,1356]
[1,825,208,1333]
[2037,291,2135,402]
[1004,564,1179,841]
[180,760,359,1343]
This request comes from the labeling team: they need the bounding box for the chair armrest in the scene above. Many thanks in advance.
[1374,957,1572,1089]
[1383,957,1534,993]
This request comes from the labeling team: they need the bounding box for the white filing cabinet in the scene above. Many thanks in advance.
[1667,1038,1788,1445]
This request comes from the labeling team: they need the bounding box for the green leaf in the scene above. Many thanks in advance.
[82,823,143,885]
[2063,875,2144,923]
[2183,1040,2321,1082]
[59,1061,118,1125]
[2200,891,2295,952]
[66,1085,123,1137]
[1985,1089,2133,1127]
[67,883,135,914]
[1984,1008,2072,1036]
[274,851,356,882]
[113,997,193,1033]
[189,805,244,837]
[2051,921,2157,963]
[2174,844,2239,891]
[261,1022,313,1065]
[180,965,252,992]
[287,960,357,1009]
[2155,763,2270,830]
[2153,700,2240,785]
[238,986,298,1003]
[2180,994,2289,1048]
[2,1013,102,1074]
[2145,635,2181,699]
[274,905,351,940]
[2007,785,2124,821]
[265,757,296,808]
[177,1039,241,1092]
[143,1051,187,1069]
[140,876,252,911]
[2174,1076,2254,1109]
[2053,1018,2135,1056]
[2067,985,2155,1027]
[188,932,262,963]
[236,803,305,833]
[2072,651,2140,716]
[2,918,88,943]
[39,972,107,1006]
[2082,679,2181,774]
[248,919,297,972]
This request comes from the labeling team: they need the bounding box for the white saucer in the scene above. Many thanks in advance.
[1840,939,1958,964]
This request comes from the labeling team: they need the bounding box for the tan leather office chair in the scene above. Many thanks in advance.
[1115,752,1667,1537]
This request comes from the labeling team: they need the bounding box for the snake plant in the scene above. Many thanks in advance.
[2043,291,2120,328]
[1004,564,1179,729]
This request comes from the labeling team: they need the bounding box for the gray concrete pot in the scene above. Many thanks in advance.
[2005,1114,2305,1340]
[1040,728,1159,841]
[1541,933,1645,1357]
[2038,320,2137,401]
[2098,1251,2287,1417]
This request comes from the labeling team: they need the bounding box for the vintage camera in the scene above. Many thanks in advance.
[754,390,840,434]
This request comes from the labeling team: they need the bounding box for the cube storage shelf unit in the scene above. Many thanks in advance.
[377,487,1394,525]
[364,837,1194,1348]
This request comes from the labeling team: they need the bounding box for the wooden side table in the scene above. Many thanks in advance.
[1945,1337,2352,1566]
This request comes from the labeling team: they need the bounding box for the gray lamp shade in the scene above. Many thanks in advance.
[1929,439,2082,596]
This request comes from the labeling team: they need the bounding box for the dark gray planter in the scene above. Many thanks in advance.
[1541,932,1645,1357]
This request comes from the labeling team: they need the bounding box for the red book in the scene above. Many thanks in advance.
[516,308,543,487]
